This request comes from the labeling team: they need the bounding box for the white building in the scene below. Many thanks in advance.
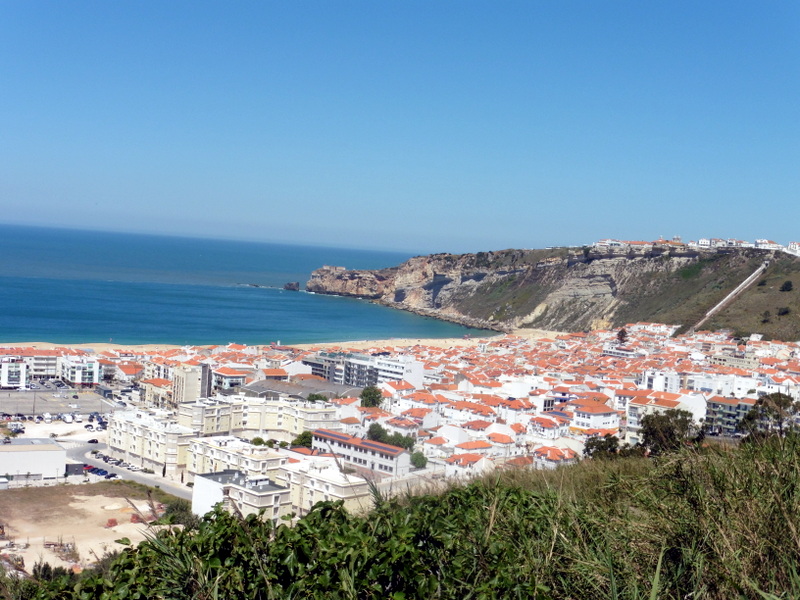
[177,398,244,437]
[188,436,286,482]
[312,429,411,478]
[236,395,342,442]
[58,355,100,387]
[0,357,27,389]
[107,410,195,476]
[0,438,66,481]
[277,457,373,517]
[172,364,212,406]
[192,470,291,524]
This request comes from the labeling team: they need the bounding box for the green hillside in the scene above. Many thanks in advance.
[453,249,800,339]
[6,438,800,600]
[707,253,800,339]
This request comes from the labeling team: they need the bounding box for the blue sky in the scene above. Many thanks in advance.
[1,2,798,253]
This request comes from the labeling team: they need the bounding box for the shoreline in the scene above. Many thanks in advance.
[0,329,562,354]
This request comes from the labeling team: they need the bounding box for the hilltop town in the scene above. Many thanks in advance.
[2,321,799,531]
[591,235,800,254]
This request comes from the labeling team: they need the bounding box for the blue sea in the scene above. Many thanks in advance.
[0,225,489,346]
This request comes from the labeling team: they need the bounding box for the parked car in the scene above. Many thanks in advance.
[104,473,118,480]
[87,438,99,444]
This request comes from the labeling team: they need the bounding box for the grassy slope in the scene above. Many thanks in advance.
[612,251,768,333]
[10,438,800,600]
[707,253,800,339]
[451,249,800,337]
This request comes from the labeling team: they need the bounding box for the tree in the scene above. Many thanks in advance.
[410,451,428,469]
[740,392,800,437]
[780,280,793,292]
[360,386,383,408]
[387,432,415,450]
[307,393,327,403]
[292,430,313,448]
[616,328,628,345]
[251,436,266,446]
[367,423,389,443]
[639,409,697,455]
[583,434,620,459]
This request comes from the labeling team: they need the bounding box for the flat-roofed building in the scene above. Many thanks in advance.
[107,410,195,476]
[302,352,424,389]
[173,364,212,406]
[277,458,373,517]
[240,397,341,442]
[0,356,26,389]
[58,355,100,387]
[192,470,291,523]
[177,398,245,437]
[0,438,66,482]
[188,435,286,482]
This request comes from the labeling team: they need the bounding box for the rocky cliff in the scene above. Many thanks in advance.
[307,247,796,335]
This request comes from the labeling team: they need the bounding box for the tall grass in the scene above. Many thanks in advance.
[479,436,800,599]
[5,437,800,599]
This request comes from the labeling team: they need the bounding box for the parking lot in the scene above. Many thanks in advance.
[0,384,119,421]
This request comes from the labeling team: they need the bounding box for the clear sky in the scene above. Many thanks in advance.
[1,2,798,254]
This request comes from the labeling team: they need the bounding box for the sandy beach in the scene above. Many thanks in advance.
[0,329,561,354]
[0,342,184,353]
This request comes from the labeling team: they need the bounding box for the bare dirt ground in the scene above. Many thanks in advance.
[0,482,159,573]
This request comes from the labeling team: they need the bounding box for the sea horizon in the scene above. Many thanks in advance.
[0,224,492,346]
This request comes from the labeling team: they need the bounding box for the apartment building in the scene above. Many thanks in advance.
[705,396,757,435]
[172,364,212,406]
[0,357,26,389]
[192,470,291,523]
[142,357,175,382]
[107,410,195,476]
[303,352,424,389]
[177,399,245,437]
[312,429,410,477]
[277,458,373,517]
[58,355,100,387]
[212,367,248,391]
[188,435,286,482]
[20,350,60,380]
[141,378,172,408]
[239,396,341,442]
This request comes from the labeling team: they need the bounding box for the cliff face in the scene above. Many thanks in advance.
[307,248,787,334]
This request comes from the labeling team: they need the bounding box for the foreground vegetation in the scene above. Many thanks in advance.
[3,436,800,599]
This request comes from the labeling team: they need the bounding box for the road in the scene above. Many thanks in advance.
[65,441,193,501]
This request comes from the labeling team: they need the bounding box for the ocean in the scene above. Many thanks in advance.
[0,225,488,346]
